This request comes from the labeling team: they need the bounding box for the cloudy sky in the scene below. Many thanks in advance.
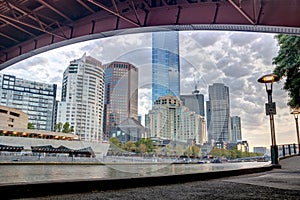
[1,30,297,151]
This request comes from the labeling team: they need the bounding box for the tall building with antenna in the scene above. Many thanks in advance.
[180,75,205,117]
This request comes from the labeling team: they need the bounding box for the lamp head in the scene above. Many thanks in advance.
[257,74,280,84]
[291,109,300,119]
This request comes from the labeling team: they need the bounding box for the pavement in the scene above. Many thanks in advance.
[224,155,300,191]
[19,156,300,200]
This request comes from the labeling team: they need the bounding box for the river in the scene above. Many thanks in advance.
[0,161,270,185]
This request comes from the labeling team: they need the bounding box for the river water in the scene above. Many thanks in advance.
[0,161,270,185]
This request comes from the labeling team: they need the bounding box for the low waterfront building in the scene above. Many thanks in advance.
[111,118,145,143]
[0,126,109,158]
[237,140,249,152]
[0,105,28,129]
[0,103,109,158]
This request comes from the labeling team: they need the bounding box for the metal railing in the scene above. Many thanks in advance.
[278,144,299,158]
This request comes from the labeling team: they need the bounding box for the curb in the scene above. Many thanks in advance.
[0,165,274,199]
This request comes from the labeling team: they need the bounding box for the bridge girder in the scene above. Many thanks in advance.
[0,0,300,70]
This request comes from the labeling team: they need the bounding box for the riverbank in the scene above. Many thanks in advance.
[0,163,274,199]
[17,156,300,200]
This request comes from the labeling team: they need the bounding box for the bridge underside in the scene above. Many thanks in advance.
[1,0,300,69]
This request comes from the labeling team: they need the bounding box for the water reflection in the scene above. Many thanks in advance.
[0,162,270,185]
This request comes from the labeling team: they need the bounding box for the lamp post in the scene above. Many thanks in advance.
[257,74,280,166]
[291,109,300,154]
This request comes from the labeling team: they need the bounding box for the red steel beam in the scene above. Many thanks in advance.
[1,0,300,70]
[87,0,140,27]
[227,0,255,25]
[37,0,72,22]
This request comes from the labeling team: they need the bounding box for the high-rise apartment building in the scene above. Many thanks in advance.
[206,83,231,144]
[103,61,138,140]
[231,116,242,142]
[0,74,57,131]
[148,95,206,145]
[152,32,180,104]
[57,54,105,141]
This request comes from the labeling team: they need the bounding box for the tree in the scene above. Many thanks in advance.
[185,145,201,157]
[135,138,154,153]
[191,145,201,157]
[138,143,147,155]
[27,123,35,129]
[272,34,300,109]
[55,122,63,132]
[124,141,136,152]
[62,122,73,133]
[109,137,121,147]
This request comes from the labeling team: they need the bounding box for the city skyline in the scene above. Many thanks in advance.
[1,31,297,151]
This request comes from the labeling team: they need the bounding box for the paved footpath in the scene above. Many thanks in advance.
[24,156,300,200]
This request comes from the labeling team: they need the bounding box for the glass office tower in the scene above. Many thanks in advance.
[180,89,205,117]
[231,116,242,142]
[152,31,180,104]
[0,74,57,131]
[206,83,231,144]
[103,61,138,141]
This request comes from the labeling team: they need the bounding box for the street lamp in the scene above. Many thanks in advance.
[291,109,300,154]
[257,73,280,166]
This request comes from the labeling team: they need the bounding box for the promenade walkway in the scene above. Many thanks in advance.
[22,156,299,200]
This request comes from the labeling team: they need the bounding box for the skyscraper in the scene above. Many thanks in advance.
[152,31,180,104]
[57,54,105,141]
[206,83,231,144]
[0,74,57,131]
[103,61,138,140]
[231,116,242,141]
[180,90,205,117]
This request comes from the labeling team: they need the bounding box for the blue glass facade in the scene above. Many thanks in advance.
[152,32,180,104]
